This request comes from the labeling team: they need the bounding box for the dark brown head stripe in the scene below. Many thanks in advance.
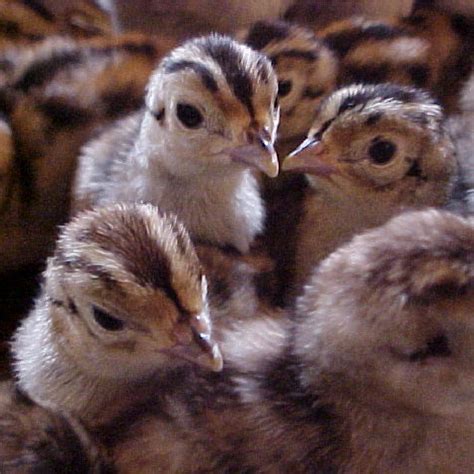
[37,97,92,129]
[20,0,56,21]
[272,49,319,63]
[14,41,159,92]
[72,211,199,314]
[200,36,255,118]
[14,50,83,91]
[162,59,218,93]
[338,83,436,115]
[323,24,407,57]
[244,21,290,50]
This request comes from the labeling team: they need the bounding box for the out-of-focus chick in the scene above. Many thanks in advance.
[317,7,474,112]
[239,20,338,150]
[0,0,113,50]
[282,83,458,294]
[0,381,109,473]
[0,33,171,272]
[106,209,474,473]
[73,34,279,254]
[400,5,474,112]
[12,203,222,427]
[264,208,474,472]
[318,16,436,90]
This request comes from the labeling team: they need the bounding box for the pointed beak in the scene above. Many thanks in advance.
[228,128,279,178]
[167,310,223,372]
[282,138,337,176]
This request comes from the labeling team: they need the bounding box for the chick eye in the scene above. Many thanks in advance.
[176,103,203,128]
[92,306,125,331]
[277,80,292,97]
[368,138,397,165]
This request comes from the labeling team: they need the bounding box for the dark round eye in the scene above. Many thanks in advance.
[92,306,125,331]
[176,103,203,128]
[368,138,397,165]
[277,80,292,97]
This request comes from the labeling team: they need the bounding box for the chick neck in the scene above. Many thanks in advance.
[123,119,265,254]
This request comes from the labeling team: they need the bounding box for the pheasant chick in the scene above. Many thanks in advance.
[282,83,458,295]
[12,203,222,427]
[73,34,280,254]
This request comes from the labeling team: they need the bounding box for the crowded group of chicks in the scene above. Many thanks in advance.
[1,0,474,472]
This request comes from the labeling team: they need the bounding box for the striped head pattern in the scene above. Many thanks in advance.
[43,203,222,378]
[283,83,457,206]
[243,21,338,141]
[140,34,279,178]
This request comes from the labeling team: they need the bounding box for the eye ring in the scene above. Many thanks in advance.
[368,138,397,165]
[92,306,125,331]
[277,79,292,98]
[176,103,204,128]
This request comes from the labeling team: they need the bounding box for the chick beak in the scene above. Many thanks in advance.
[282,138,337,176]
[168,311,223,372]
[229,128,279,178]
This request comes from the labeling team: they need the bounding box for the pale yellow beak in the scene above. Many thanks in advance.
[229,128,279,178]
[282,138,337,176]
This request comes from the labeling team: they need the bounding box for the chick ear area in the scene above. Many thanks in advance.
[92,306,125,331]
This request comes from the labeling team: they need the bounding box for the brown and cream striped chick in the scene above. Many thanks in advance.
[282,83,458,295]
[0,32,171,272]
[73,34,279,254]
[0,380,109,473]
[11,203,222,427]
[318,15,434,90]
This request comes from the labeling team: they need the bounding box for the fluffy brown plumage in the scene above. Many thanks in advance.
[0,0,113,50]
[316,6,474,112]
[0,32,171,272]
[0,381,110,473]
[91,208,474,473]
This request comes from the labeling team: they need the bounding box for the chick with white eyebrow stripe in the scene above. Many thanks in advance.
[73,34,280,254]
